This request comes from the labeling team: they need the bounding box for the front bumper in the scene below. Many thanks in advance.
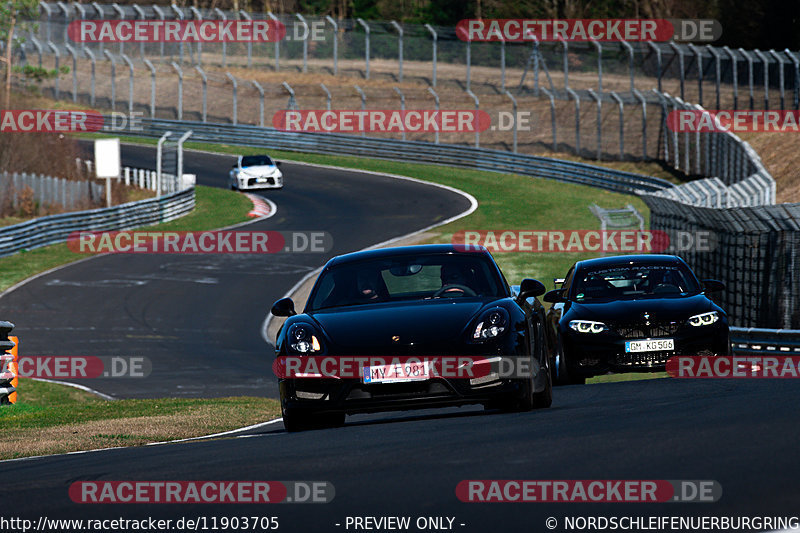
[238,175,283,189]
[279,354,535,415]
[563,322,730,375]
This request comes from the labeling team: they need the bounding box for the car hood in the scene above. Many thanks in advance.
[240,165,278,177]
[566,294,717,324]
[309,299,492,349]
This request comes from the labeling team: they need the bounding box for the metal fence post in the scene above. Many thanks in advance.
[214,8,227,67]
[784,49,800,110]
[64,43,77,102]
[47,42,60,100]
[647,41,662,92]
[428,87,439,144]
[143,58,155,117]
[90,2,104,56]
[560,38,569,91]
[620,40,634,93]
[692,103,702,175]
[425,24,437,87]
[152,4,165,62]
[651,89,669,161]
[296,14,309,73]
[390,21,403,82]
[190,6,203,65]
[279,81,296,114]
[669,42,685,99]
[466,39,471,91]
[354,85,366,137]
[72,2,86,54]
[466,89,479,148]
[769,50,785,110]
[175,130,192,194]
[688,43,703,105]
[357,18,370,79]
[632,89,647,159]
[706,45,721,109]
[132,4,145,59]
[504,90,517,153]
[724,47,738,109]
[500,39,505,90]
[38,1,52,45]
[739,48,754,109]
[325,16,338,75]
[540,87,557,151]
[171,61,182,120]
[567,87,580,153]
[248,80,264,127]
[85,48,95,106]
[754,49,769,109]
[610,92,624,159]
[170,4,184,64]
[320,83,331,111]
[56,1,70,46]
[121,53,135,115]
[267,12,281,71]
[156,131,172,198]
[112,3,125,56]
[226,72,238,125]
[194,65,207,122]
[29,36,43,68]
[590,39,602,93]
[588,89,602,160]
[394,87,405,141]
[103,49,115,110]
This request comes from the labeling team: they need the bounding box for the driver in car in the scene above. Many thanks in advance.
[439,264,475,296]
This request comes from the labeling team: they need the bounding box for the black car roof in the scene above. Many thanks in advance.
[574,254,686,272]
[326,244,491,267]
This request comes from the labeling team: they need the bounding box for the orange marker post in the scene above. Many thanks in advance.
[8,335,18,404]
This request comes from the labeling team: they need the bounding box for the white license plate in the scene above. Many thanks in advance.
[362,362,431,384]
[625,339,674,353]
[256,177,269,183]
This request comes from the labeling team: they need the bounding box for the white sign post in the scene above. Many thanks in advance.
[94,138,121,207]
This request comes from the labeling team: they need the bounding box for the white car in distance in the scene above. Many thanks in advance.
[229,155,283,190]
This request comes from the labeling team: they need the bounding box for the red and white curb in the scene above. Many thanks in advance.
[244,193,277,219]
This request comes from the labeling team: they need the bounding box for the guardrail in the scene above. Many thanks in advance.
[730,327,800,355]
[0,322,16,405]
[124,116,673,195]
[0,187,195,257]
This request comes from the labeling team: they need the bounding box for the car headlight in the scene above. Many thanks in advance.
[472,308,509,341]
[687,311,719,327]
[569,320,608,334]
[288,323,323,353]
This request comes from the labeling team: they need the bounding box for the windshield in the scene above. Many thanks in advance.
[241,155,274,167]
[308,254,505,310]
[571,264,701,301]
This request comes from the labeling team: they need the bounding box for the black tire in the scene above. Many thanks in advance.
[532,354,553,408]
[555,342,586,385]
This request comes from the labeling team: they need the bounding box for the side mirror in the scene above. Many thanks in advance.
[543,289,565,304]
[271,297,297,317]
[518,278,546,300]
[702,279,725,293]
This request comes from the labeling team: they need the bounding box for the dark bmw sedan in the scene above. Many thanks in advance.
[544,254,730,384]
[271,244,553,431]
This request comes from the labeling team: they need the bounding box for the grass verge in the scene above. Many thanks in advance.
[0,379,280,460]
[0,185,252,294]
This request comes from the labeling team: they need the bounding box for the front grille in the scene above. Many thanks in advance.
[614,351,672,366]
[248,177,274,186]
[612,321,681,339]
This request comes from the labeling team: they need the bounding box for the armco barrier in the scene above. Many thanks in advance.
[124,117,674,195]
[0,322,16,405]
[730,327,800,356]
[0,187,195,258]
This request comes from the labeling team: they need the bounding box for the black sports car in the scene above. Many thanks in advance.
[271,244,553,431]
[544,254,730,384]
